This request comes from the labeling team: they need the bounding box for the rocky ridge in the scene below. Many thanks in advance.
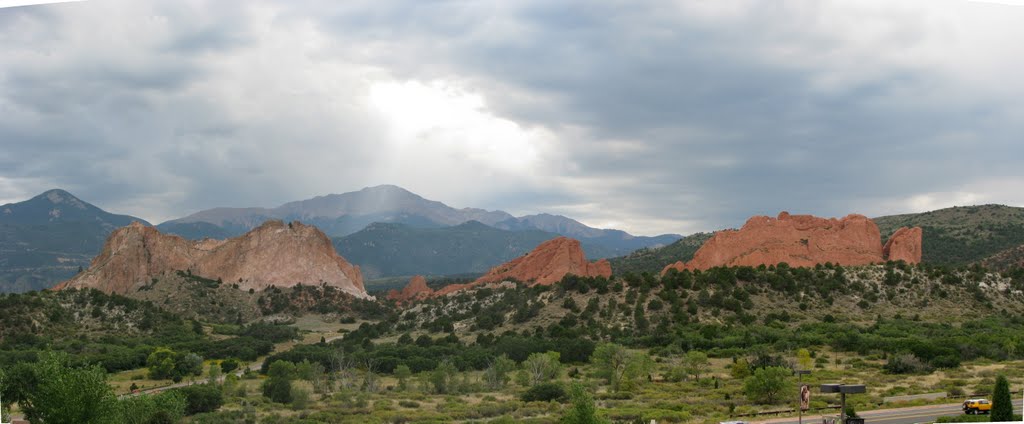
[662,212,922,274]
[55,220,369,298]
[435,237,612,296]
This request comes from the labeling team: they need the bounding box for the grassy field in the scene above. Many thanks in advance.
[177,347,1024,423]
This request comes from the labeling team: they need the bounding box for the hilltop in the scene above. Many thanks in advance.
[874,204,1024,264]
[0,189,149,292]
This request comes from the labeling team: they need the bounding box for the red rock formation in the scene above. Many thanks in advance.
[55,220,369,298]
[883,227,923,264]
[387,275,434,303]
[435,237,612,296]
[661,212,923,274]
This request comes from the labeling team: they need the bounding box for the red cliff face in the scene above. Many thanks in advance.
[55,221,369,298]
[883,226,923,264]
[387,275,434,303]
[435,237,612,296]
[661,212,923,274]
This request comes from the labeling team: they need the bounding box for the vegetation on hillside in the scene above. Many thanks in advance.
[229,262,1024,422]
[333,221,616,279]
[607,232,714,276]
[875,204,1024,265]
[0,288,304,374]
[131,271,387,324]
[4,259,1024,423]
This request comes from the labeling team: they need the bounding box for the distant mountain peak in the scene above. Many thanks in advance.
[36,188,88,209]
[362,184,412,193]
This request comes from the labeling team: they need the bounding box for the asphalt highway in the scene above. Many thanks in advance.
[757,399,1023,424]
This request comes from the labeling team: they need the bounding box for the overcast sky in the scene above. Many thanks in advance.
[2,0,1023,236]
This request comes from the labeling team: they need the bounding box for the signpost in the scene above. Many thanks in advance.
[821,384,866,424]
[796,370,812,424]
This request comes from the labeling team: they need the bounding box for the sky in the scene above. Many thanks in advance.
[1,0,1024,236]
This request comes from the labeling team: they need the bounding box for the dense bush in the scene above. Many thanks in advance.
[883,354,934,375]
[521,382,568,402]
[173,384,224,415]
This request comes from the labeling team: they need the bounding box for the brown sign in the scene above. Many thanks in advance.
[800,384,811,410]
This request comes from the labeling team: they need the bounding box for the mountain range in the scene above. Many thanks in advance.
[3,186,1024,293]
[0,186,679,292]
[158,185,681,249]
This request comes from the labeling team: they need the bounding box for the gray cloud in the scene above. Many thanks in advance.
[2,0,1023,235]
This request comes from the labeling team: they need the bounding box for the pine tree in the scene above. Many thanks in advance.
[991,374,1013,422]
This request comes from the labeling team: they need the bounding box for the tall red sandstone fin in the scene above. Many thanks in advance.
[883,227,923,264]
[55,220,370,299]
[668,212,886,272]
[437,237,612,296]
[389,275,434,303]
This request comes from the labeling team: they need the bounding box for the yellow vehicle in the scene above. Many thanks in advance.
[963,399,992,415]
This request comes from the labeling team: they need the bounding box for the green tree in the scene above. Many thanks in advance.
[744,366,790,404]
[514,369,531,387]
[524,351,562,385]
[483,354,516,389]
[175,353,204,381]
[9,353,120,424]
[147,347,177,380]
[621,353,655,391]
[262,361,296,403]
[991,374,1013,422]
[394,365,412,391]
[796,349,813,371]
[175,384,223,415]
[592,343,630,391]
[307,362,328,394]
[208,362,222,385]
[561,382,608,424]
[683,351,710,380]
[220,358,240,374]
[429,359,458,394]
[119,391,186,424]
[730,358,752,379]
[633,302,649,331]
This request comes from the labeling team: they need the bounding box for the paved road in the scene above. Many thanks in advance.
[757,400,1023,424]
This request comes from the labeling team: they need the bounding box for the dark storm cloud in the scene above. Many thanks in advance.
[1,0,1023,235]
[298,0,1024,231]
